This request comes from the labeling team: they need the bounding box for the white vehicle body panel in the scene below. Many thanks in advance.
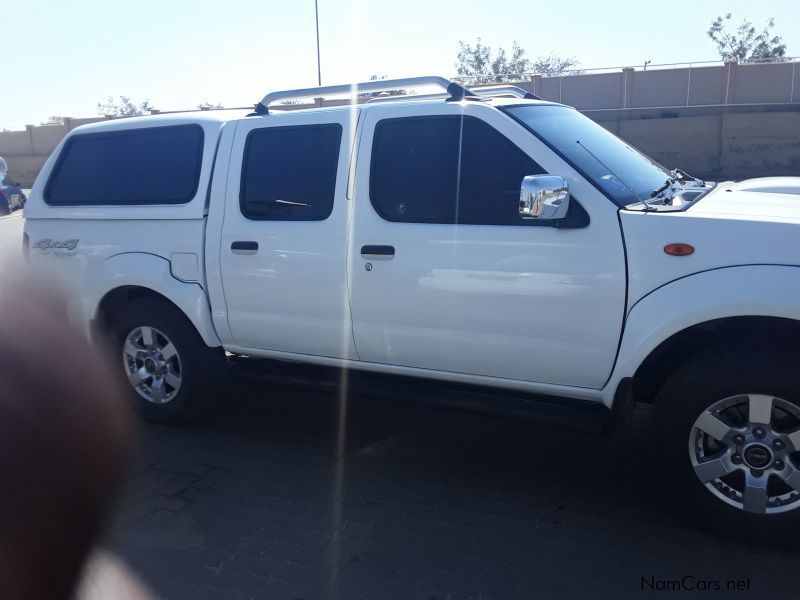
[22,114,233,345]
[84,250,221,346]
[604,265,800,407]
[620,184,800,307]
[210,109,359,359]
[348,101,626,388]
[720,176,800,196]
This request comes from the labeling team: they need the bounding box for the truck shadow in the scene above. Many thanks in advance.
[113,366,799,599]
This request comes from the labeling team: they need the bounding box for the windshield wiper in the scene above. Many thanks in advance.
[650,169,706,204]
[651,179,672,198]
[671,168,705,187]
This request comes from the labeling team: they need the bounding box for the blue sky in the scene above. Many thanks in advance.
[1,0,798,130]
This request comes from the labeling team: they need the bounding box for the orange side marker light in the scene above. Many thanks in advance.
[664,243,695,256]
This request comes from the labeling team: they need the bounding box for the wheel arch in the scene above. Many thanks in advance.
[630,316,800,405]
[605,265,800,408]
[89,253,221,348]
[97,285,177,331]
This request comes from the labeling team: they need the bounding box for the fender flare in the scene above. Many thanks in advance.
[81,252,222,347]
[602,264,800,407]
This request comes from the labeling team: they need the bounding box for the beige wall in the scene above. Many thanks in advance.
[613,115,723,175]
[527,60,798,108]
[593,110,800,180]
[2,61,799,186]
[733,62,796,104]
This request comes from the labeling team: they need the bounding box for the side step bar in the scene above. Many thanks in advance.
[229,357,614,435]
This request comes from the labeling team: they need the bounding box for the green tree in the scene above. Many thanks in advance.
[97,96,153,117]
[40,116,65,126]
[707,14,788,62]
[455,39,579,84]
[531,53,582,77]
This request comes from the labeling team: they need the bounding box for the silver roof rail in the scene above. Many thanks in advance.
[472,85,542,100]
[253,76,478,115]
[366,84,543,105]
[367,92,449,103]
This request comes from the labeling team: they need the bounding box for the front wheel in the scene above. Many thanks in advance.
[113,298,225,424]
[654,346,800,546]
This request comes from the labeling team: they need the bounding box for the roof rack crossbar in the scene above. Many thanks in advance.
[472,85,542,100]
[254,76,477,115]
[366,84,544,105]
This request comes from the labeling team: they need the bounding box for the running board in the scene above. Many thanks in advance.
[229,357,613,435]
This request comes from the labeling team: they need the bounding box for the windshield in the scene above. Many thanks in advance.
[504,104,672,207]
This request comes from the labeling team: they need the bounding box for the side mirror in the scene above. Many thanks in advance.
[519,175,570,220]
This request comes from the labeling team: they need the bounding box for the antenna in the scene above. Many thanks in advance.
[314,0,322,86]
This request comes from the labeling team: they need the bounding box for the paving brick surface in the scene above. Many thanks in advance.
[110,373,800,599]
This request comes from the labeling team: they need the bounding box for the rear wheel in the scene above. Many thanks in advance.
[112,298,225,424]
[654,346,800,546]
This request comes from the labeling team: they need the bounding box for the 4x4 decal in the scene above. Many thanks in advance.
[34,238,79,256]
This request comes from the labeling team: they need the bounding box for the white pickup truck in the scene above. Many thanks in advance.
[22,76,800,543]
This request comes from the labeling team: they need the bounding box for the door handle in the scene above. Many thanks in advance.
[360,245,395,257]
[231,241,259,254]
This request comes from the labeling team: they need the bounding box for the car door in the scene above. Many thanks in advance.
[218,110,357,359]
[348,102,626,389]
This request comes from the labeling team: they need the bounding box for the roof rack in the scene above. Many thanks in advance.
[471,85,542,100]
[366,84,544,104]
[253,76,478,115]
[366,92,449,104]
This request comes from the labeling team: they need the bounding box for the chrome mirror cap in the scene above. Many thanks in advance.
[519,175,570,220]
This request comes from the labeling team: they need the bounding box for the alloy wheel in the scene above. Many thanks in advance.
[123,326,183,404]
[689,394,800,515]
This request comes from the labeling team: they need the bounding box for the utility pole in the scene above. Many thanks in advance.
[314,0,322,86]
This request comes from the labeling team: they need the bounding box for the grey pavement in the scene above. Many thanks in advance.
[109,368,800,600]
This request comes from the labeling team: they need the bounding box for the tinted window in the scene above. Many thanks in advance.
[45,124,204,206]
[370,116,545,224]
[240,124,342,221]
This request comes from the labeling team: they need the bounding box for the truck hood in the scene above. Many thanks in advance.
[689,177,800,223]
[621,177,800,305]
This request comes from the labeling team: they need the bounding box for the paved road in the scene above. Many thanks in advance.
[109,369,799,600]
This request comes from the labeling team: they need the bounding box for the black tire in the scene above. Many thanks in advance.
[112,298,225,425]
[654,345,800,546]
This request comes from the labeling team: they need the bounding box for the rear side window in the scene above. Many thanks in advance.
[240,124,342,221]
[45,124,204,206]
[370,116,546,224]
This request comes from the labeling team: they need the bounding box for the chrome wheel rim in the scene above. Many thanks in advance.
[689,394,800,515]
[123,326,182,404]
